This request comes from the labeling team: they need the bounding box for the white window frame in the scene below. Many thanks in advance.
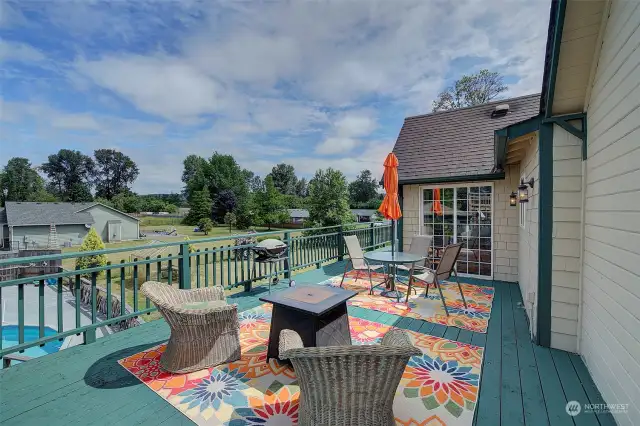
[418,182,494,279]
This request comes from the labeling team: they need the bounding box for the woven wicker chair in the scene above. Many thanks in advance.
[279,328,421,426]
[141,281,241,373]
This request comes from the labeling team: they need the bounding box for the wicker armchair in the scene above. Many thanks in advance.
[141,281,241,373]
[279,328,421,426]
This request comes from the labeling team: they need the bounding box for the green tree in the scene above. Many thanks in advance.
[111,192,140,213]
[254,176,288,230]
[41,149,95,202]
[432,69,507,112]
[209,153,249,200]
[198,218,214,235]
[348,169,379,205]
[75,228,108,274]
[93,149,139,200]
[308,168,354,227]
[183,190,212,225]
[269,163,298,195]
[212,190,238,222]
[295,177,309,197]
[181,155,210,202]
[223,212,237,233]
[0,158,53,205]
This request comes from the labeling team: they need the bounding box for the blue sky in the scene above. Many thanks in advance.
[0,0,549,194]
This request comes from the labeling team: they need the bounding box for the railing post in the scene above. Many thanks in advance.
[369,222,375,249]
[284,231,292,280]
[179,243,191,289]
[338,225,345,261]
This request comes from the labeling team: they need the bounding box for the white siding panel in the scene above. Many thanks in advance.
[581,2,640,423]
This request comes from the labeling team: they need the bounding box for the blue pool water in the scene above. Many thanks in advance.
[2,325,63,362]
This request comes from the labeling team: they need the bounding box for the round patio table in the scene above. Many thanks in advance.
[363,251,425,302]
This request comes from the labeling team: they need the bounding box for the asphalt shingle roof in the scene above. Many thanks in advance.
[393,93,541,183]
[4,202,96,226]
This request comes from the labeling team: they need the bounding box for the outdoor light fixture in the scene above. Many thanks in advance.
[518,177,535,203]
[509,192,518,207]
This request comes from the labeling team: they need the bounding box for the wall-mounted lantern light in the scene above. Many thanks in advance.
[509,192,518,207]
[518,177,535,203]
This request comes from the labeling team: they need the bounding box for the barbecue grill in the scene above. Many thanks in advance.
[251,239,289,292]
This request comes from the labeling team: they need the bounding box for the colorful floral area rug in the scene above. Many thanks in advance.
[119,304,484,426]
[324,270,494,333]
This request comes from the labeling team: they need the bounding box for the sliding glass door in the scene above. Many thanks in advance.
[421,184,493,277]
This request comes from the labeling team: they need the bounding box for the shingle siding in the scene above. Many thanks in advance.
[580,2,640,424]
[393,94,540,183]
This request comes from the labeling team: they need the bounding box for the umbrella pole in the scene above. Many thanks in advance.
[391,219,395,256]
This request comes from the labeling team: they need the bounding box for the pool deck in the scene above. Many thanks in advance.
[0,261,615,426]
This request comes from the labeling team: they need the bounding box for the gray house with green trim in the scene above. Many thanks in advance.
[395,0,639,423]
[2,202,140,250]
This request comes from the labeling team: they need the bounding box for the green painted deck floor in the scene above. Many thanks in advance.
[0,261,615,426]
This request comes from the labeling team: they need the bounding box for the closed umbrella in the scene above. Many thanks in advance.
[378,153,402,256]
[432,188,443,216]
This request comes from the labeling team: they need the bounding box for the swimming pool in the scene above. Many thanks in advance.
[2,325,63,364]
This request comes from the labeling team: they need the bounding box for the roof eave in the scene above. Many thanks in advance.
[399,172,506,186]
[540,0,567,117]
[493,115,543,170]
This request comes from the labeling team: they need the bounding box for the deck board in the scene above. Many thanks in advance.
[0,261,611,426]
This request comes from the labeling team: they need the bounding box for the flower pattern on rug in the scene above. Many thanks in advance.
[325,273,494,333]
[119,304,484,426]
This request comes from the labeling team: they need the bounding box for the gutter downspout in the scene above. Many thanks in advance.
[577,158,587,354]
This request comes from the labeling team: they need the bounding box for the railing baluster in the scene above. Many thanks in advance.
[156,255,162,281]
[57,277,63,333]
[219,245,224,288]
[145,257,151,310]
[226,245,231,288]
[39,280,45,340]
[75,267,81,329]
[133,259,139,313]
[234,248,239,287]
[106,263,112,320]
[204,250,209,287]
[18,284,25,347]
[196,249,201,288]
[120,260,126,316]
[91,272,97,324]
[168,254,173,285]
[213,249,218,286]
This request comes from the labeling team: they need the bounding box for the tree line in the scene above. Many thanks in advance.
[0,150,178,213]
[181,153,383,231]
[0,150,384,229]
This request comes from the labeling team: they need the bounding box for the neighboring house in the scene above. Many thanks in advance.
[287,209,309,224]
[395,1,639,423]
[350,209,377,222]
[2,202,140,249]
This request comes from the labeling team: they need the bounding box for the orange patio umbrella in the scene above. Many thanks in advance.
[379,153,402,255]
[432,188,443,216]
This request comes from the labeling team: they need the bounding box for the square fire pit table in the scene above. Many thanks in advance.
[259,285,357,361]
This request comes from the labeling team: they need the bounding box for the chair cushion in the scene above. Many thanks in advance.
[180,300,227,310]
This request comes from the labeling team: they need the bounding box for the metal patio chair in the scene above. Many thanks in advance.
[340,235,384,293]
[279,328,421,426]
[408,243,468,315]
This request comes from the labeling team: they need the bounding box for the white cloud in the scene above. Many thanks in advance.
[315,137,359,155]
[0,40,45,62]
[76,56,223,121]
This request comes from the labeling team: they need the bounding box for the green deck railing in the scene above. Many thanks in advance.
[0,222,391,360]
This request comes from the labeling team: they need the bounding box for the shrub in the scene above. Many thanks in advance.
[75,228,108,274]
[198,218,214,235]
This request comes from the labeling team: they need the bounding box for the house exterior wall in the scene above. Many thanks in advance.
[550,125,583,352]
[85,204,139,242]
[401,167,519,282]
[517,133,540,338]
[12,224,88,248]
[579,2,640,424]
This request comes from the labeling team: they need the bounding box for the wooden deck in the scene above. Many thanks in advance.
[0,261,615,426]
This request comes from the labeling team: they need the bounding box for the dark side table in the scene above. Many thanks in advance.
[259,285,357,362]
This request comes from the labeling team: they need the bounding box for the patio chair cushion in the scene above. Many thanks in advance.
[180,300,228,310]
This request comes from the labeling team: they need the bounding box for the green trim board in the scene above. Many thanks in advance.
[543,113,588,160]
[398,185,404,251]
[537,122,554,347]
[398,172,505,186]
[544,0,567,118]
